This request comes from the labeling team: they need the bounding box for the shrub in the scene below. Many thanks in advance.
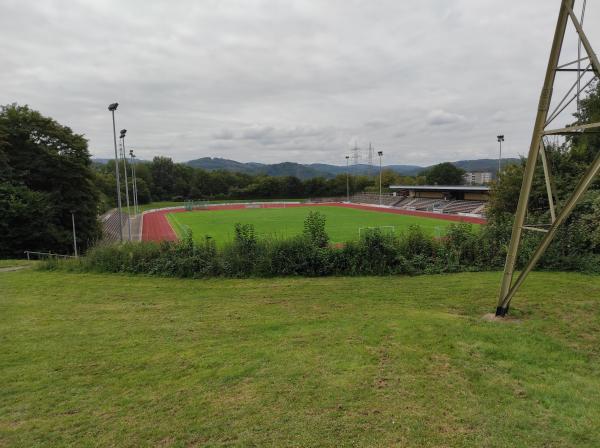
[303,211,329,248]
[222,223,258,277]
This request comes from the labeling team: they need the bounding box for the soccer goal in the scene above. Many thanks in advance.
[358,225,396,238]
[196,200,209,210]
[185,200,209,211]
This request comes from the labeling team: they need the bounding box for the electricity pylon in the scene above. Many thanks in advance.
[368,142,374,177]
[351,141,361,166]
[496,0,600,316]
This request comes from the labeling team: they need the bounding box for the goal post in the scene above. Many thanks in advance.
[185,200,209,211]
[196,200,209,210]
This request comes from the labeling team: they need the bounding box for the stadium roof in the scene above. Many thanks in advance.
[389,185,490,192]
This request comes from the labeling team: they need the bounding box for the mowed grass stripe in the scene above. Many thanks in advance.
[166,205,465,244]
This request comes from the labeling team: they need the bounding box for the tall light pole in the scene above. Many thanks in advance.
[497,134,504,177]
[70,210,78,257]
[108,103,123,242]
[130,149,138,215]
[120,129,132,241]
[378,150,383,206]
[345,155,350,202]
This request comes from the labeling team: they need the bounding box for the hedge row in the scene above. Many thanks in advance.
[42,212,600,278]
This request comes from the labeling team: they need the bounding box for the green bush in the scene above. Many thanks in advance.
[303,211,329,248]
[45,216,600,278]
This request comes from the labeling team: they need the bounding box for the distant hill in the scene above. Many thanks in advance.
[186,158,426,179]
[185,158,324,179]
[452,158,521,173]
[185,157,259,173]
[307,163,423,177]
[93,156,521,179]
[184,157,520,178]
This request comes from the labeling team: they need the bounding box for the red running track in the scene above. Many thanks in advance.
[141,202,486,242]
[142,209,178,242]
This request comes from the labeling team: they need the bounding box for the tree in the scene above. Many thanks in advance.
[0,104,101,256]
[421,162,465,185]
[150,156,176,200]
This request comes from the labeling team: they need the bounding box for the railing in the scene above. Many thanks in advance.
[24,251,76,260]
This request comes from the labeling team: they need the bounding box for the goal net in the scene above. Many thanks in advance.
[185,200,209,211]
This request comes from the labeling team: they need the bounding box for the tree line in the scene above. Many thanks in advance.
[92,156,445,211]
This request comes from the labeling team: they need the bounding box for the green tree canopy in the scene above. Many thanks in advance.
[0,104,101,256]
[421,162,465,185]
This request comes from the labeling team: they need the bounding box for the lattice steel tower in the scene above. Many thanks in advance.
[496,0,600,316]
[351,141,361,166]
[367,142,374,176]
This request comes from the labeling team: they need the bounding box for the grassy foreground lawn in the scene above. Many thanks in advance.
[167,205,459,244]
[1,270,599,446]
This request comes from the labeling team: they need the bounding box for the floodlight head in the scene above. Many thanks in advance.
[497,135,505,142]
[120,129,127,138]
[129,149,134,156]
[108,103,118,111]
[345,155,349,159]
[377,151,383,156]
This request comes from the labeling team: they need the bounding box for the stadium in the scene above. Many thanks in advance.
[98,186,489,245]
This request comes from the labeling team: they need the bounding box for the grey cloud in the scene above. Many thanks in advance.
[427,109,467,126]
[212,129,235,140]
[1,0,598,166]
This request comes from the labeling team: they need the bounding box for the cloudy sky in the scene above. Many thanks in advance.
[1,0,598,165]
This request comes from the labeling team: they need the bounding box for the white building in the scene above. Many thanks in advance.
[463,171,493,185]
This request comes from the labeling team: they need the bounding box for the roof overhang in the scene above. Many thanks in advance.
[389,185,490,192]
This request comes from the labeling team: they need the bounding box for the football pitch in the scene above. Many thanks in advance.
[166,205,473,243]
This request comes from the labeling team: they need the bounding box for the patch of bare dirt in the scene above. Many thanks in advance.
[482,313,521,323]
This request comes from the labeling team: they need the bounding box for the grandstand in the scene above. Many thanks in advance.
[391,185,488,216]
[350,192,401,207]
[351,185,489,217]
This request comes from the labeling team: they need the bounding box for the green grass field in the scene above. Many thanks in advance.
[1,268,599,446]
[167,205,462,244]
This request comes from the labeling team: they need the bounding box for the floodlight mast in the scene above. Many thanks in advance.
[496,0,600,316]
[377,151,383,206]
[130,150,139,215]
[108,103,123,242]
[345,155,350,202]
[497,135,504,176]
[119,129,132,241]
